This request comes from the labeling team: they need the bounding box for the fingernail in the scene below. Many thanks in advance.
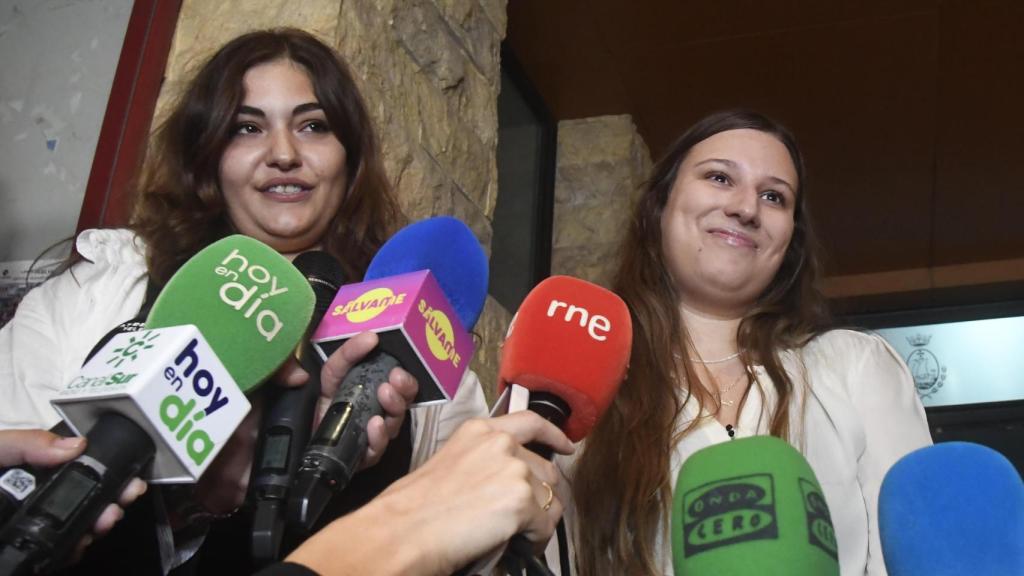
[54,437,85,450]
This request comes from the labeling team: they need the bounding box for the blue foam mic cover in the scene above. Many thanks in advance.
[878,441,1024,576]
[364,216,488,330]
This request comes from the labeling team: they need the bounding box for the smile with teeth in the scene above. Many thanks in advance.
[265,184,308,195]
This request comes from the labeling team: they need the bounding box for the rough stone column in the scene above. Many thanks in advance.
[552,115,652,288]
[154,0,510,396]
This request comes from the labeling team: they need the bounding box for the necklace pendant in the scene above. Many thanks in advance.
[721,399,735,407]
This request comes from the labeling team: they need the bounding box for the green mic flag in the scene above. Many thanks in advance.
[145,235,315,392]
[672,436,839,576]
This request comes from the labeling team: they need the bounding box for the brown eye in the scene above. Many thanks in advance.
[301,119,331,133]
[707,172,729,184]
[761,190,786,206]
[232,122,261,136]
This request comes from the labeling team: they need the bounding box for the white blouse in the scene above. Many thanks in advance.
[547,329,932,576]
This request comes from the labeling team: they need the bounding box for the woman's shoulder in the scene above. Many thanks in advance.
[74,228,147,268]
[24,228,148,308]
[802,328,895,360]
[797,328,910,386]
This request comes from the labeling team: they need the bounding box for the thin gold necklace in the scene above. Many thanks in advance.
[717,371,748,407]
[672,351,740,364]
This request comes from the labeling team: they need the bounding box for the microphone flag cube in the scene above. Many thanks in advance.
[311,270,473,405]
[50,325,250,483]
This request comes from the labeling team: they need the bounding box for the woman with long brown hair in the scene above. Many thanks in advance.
[0,28,488,571]
[554,110,930,575]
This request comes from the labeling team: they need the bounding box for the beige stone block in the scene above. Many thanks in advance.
[337,0,408,106]
[393,0,467,91]
[552,200,631,250]
[432,0,502,84]
[551,243,623,290]
[392,146,451,220]
[478,0,508,38]
[453,63,498,148]
[437,124,494,216]
[555,161,638,206]
[451,184,494,254]
[165,0,340,85]
[558,115,644,167]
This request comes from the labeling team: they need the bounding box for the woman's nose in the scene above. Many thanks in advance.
[266,130,300,170]
[724,188,760,227]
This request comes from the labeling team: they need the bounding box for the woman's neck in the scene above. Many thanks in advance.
[281,242,323,262]
[678,302,744,361]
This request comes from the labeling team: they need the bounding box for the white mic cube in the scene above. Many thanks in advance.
[51,325,251,483]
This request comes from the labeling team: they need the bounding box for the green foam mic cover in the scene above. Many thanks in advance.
[145,235,315,392]
[672,436,840,576]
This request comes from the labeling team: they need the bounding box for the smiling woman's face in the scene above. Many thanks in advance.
[659,128,798,315]
[218,58,348,255]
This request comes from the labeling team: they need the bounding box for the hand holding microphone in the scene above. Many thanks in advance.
[249,251,417,565]
[452,275,631,575]
[0,430,146,563]
[284,412,573,576]
[307,331,418,465]
[289,216,488,531]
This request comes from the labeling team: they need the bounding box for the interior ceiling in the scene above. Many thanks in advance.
[507,0,1024,284]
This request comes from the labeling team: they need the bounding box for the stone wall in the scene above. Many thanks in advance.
[552,115,652,288]
[155,0,510,396]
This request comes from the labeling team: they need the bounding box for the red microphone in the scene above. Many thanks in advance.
[497,275,632,444]
[461,276,631,575]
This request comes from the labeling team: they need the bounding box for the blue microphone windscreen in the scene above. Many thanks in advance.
[364,216,488,330]
[879,441,1024,576]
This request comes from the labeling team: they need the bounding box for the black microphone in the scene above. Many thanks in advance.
[0,414,154,576]
[250,251,345,565]
[287,217,488,532]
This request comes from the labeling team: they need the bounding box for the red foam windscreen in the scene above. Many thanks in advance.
[498,276,632,441]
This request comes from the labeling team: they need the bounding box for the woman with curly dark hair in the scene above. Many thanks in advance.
[0,28,487,571]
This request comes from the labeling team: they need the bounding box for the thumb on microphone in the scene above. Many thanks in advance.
[0,429,85,468]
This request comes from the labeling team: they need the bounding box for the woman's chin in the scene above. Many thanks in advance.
[247,230,320,255]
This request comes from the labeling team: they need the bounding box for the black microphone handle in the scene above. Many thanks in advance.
[250,250,344,562]
[0,412,155,575]
[503,392,569,574]
[287,348,398,532]
[452,391,571,576]
[250,340,324,564]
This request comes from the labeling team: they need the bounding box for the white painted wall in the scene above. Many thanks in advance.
[0,0,134,261]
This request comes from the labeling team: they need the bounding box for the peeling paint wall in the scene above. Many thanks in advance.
[0,0,133,261]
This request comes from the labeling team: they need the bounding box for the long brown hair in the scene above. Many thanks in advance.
[572,110,831,575]
[130,28,400,286]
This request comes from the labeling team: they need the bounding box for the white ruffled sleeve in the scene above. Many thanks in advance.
[831,330,932,575]
[0,229,148,429]
[408,369,489,469]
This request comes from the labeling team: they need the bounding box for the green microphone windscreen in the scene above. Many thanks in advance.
[145,235,314,392]
[672,436,839,576]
